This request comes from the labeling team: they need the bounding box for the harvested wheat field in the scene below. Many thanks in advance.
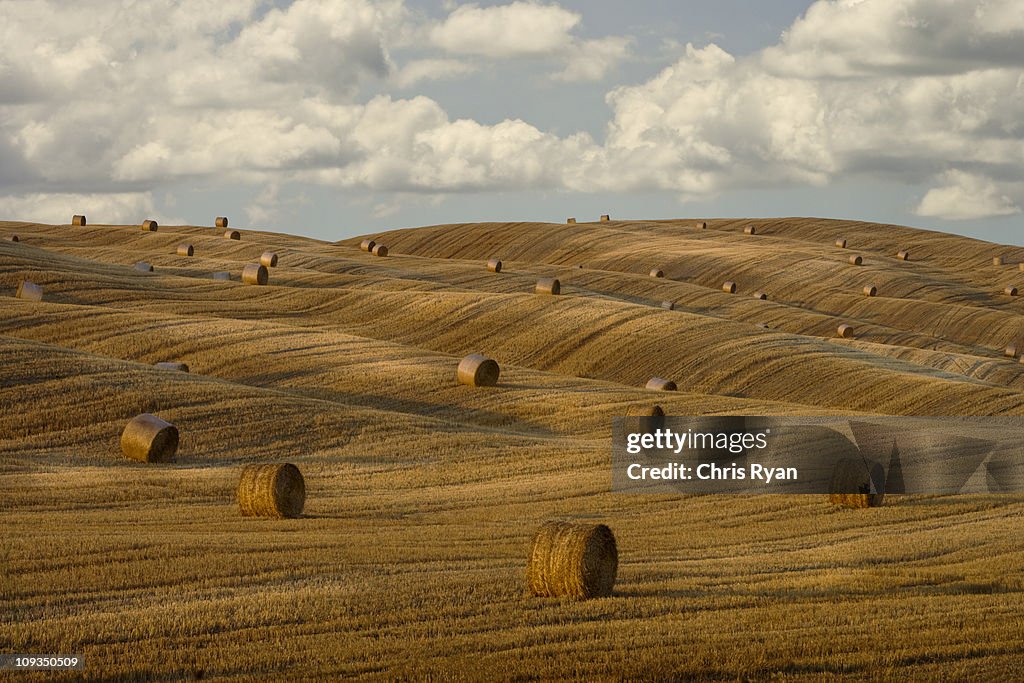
[2,216,1024,681]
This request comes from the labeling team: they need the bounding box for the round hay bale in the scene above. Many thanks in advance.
[457,353,500,387]
[744,225,756,235]
[242,263,268,285]
[625,404,665,417]
[661,300,675,310]
[487,258,502,273]
[1018,263,1024,272]
[224,229,241,240]
[1005,344,1017,359]
[1005,286,1018,296]
[371,244,388,257]
[722,281,736,294]
[650,268,664,278]
[7,235,19,242]
[134,262,154,272]
[211,271,231,281]
[527,521,617,599]
[566,217,576,224]
[237,463,305,518]
[215,216,229,228]
[994,256,1004,266]
[755,322,769,329]
[696,221,707,229]
[72,215,87,226]
[536,277,560,295]
[835,238,847,248]
[837,323,854,338]
[120,413,178,463]
[15,281,43,302]
[360,239,376,252]
[645,377,677,391]
[260,251,279,268]
[828,457,885,509]
[155,361,189,372]
[752,291,767,300]
[848,255,863,266]
[863,285,877,297]
[176,243,194,257]
[599,214,610,222]
[142,219,158,231]
[897,250,909,261]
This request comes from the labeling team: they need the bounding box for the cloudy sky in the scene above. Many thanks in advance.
[1,0,1022,242]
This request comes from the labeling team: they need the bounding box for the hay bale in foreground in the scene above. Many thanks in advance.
[72,214,87,226]
[625,405,665,417]
[215,216,229,228]
[155,361,189,372]
[536,277,560,295]
[599,214,610,222]
[1019,263,1024,272]
[897,250,909,261]
[211,271,231,280]
[1005,344,1017,359]
[828,457,885,509]
[1005,286,1019,296]
[260,251,278,267]
[176,243,194,257]
[6,235,19,242]
[722,281,736,294]
[994,256,1004,266]
[134,262,154,272]
[224,229,241,240]
[848,255,863,265]
[238,463,305,518]
[696,221,707,229]
[661,300,675,310]
[15,281,43,301]
[360,239,376,252]
[457,353,500,387]
[863,285,877,297]
[142,219,158,231]
[835,238,847,248]
[527,521,617,599]
[242,263,268,285]
[744,225,756,235]
[646,377,677,391]
[650,268,664,278]
[752,291,767,300]
[487,258,502,273]
[120,414,178,463]
[837,324,854,338]
[371,244,388,257]
[567,217,576,224]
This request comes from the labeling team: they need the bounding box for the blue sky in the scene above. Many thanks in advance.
[1,0,1022,243]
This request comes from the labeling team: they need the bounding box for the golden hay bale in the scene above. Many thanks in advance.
[120,413,178,463]
[260,251,279,267]
[848,255,863,265]
[224,229,241,240]
[155,361,189,372]
[897,250,909,261]
[722,281,736,294]
[646,377,677,391]
[215,217,229,228]
[360,239,376,252]
[72,214,86,226]
[536,277,560,295]
[567,217,576,224]
[176,243,194,257]
[837,323,854,338]
[752,291,767,300]
[599,214,610,222]
[457,353,500,387]
[994,256,1004,266]
[1019,263,1024,272]
[7,235,19,242]
[1005,344,1017,358]
[744,225,756,235]
[211,271,231,280]
[134,262,154,272]
[835,238,847,248]
[15,281,43,302]
[527,521,617,599]
[650,268,664,278]
[696,221,707,229]
[1006,286,1018,296]
[487,258,502,273]
[372,244,388,257]
[661,300,675,310]
[625,404,665,417]
[755,322,769,329]
[242,263,268,285]
[142,219,158,231]
[863,285,877,297]
[237,463,305,518]
[828,457,885,509]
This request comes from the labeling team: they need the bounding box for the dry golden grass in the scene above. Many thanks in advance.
[2,217,1024,681]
